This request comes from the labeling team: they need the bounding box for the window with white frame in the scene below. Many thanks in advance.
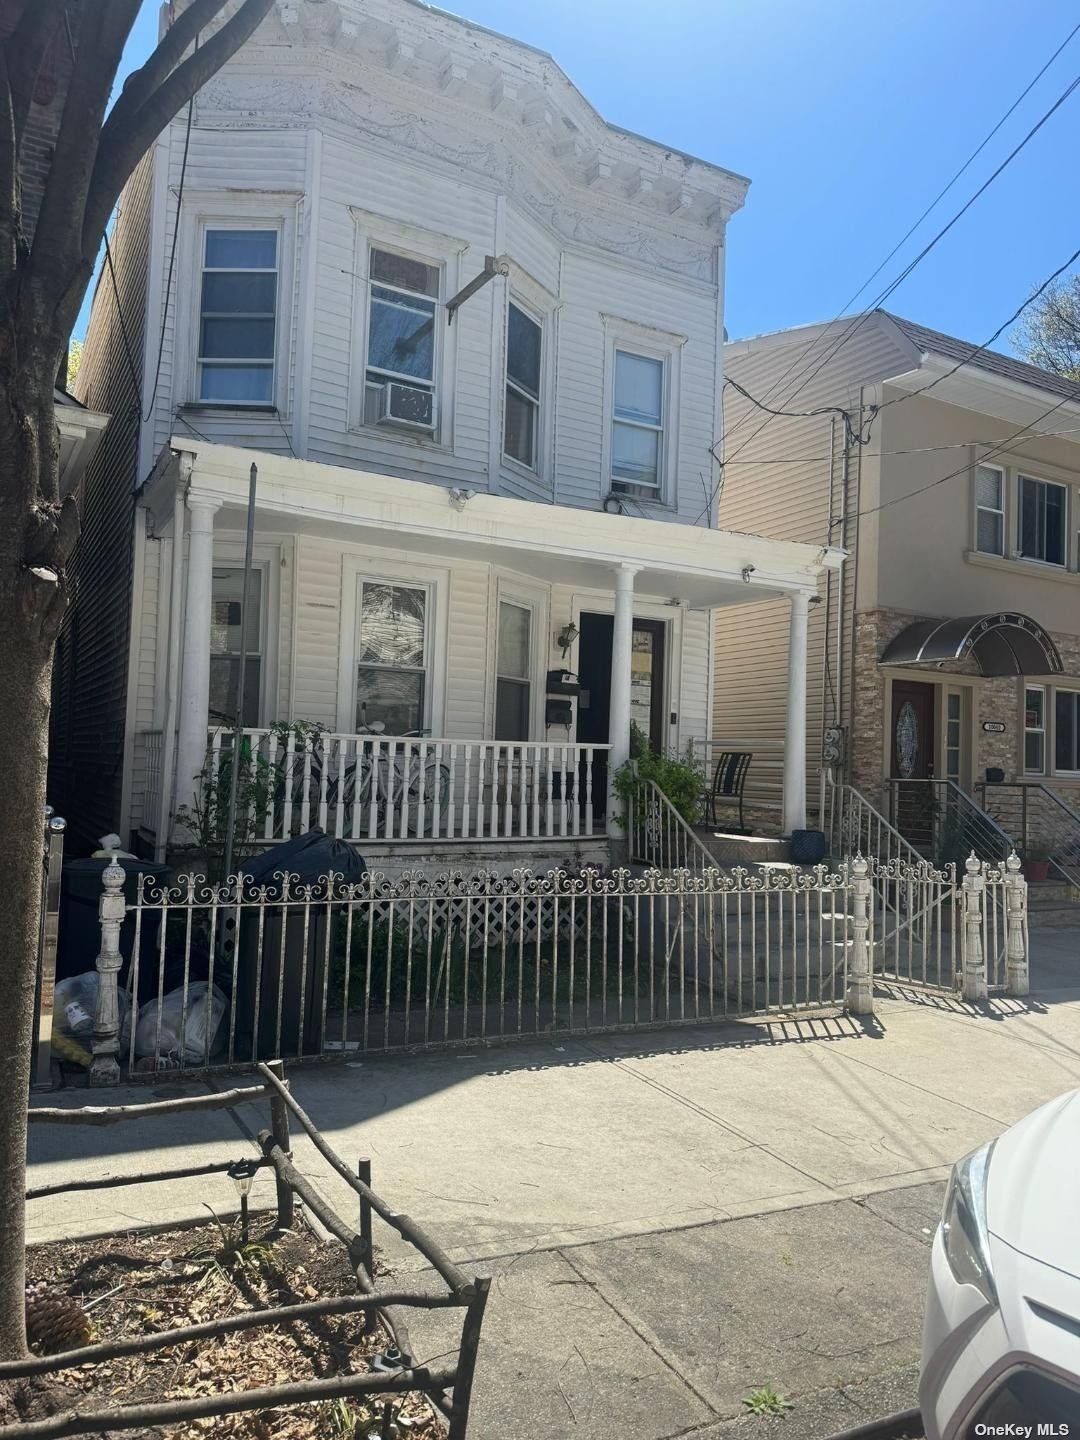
[945,690,962,783]
[1018,474,1066,566]
[494,601,532,742]
[975,464,1005,556]
[504,303,542,470]
[1055,690,1080,773]
[1025,686,1046,774]
[355,581,429,734]
[363,248,440,430]
[209,567,263,727]
[197,228,279,404]
[611,350,665,497]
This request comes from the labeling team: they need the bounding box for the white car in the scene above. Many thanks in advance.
[920,1090,1080,1437]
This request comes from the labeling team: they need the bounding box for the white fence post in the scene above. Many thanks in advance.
[846,855,874,1016]
[90,854,127,1086]
[960,854,988,1002]
[1004,851,1029,997]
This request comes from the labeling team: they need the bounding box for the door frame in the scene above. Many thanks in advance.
[880,669,978,792]
[568,589,681,751]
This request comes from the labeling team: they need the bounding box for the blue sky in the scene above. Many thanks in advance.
[79,0,1080,351]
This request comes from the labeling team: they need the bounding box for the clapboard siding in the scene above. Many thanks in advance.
[49,149,155,848]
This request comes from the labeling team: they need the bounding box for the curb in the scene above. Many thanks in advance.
[821,1408,923,1440]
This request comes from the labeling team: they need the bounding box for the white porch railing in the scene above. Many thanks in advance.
[205,730,611,845]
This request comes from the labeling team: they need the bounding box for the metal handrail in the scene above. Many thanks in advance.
[974,780,1080,883]
[628,772,718,876]
[885,778,1013,861]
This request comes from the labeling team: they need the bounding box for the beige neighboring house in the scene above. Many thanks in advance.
[714,310,1080,876]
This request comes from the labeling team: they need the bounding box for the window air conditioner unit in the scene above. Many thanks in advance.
[373,381,436,431]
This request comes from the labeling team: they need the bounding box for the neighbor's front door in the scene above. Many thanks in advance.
[890,679,936,844]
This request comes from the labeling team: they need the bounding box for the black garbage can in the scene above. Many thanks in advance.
[233,832,366,1060]
[58,858,171,990]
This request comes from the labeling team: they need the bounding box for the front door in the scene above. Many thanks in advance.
[891,679,935,845]
[577,613,667,815]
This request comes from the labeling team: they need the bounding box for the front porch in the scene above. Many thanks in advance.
[129,438,843,862]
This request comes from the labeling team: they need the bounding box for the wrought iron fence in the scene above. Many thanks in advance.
[78,848,1028,1079]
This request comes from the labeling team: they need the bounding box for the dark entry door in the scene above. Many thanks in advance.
[577,614,667,816]
[891,680,936,845]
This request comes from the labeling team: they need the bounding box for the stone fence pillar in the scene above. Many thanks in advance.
[960,854,989,1002]
[90,854,126,1086]
[1004,851,1029,997]
[846,855,874,1016]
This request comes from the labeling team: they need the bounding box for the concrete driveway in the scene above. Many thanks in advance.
[28,928,1080,1437]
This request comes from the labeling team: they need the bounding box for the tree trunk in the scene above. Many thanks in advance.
[0,371,66,1362]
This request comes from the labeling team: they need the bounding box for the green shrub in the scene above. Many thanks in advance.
[612,723,705,827]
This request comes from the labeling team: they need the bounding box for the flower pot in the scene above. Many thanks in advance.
[1022,858,1050,884]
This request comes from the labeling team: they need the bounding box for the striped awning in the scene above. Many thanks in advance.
[880,612,1063,677]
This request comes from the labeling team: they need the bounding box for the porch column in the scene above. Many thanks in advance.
[782,590,811,836]
[174,495,221,828]
[607,563,640,838]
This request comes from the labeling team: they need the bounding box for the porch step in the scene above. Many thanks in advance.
[693,829,790,866]
[1027,879,1080,927]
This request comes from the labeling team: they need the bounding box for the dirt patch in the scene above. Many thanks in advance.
[4,1214,443,1438]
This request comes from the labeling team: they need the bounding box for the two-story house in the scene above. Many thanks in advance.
[714,309,1080,876]
[58,0,842,867]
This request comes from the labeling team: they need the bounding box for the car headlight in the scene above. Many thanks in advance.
[941,1140,997,1304]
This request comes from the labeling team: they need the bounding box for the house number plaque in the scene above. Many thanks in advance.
[982,721,1006,734]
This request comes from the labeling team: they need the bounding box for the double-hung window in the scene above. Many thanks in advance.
[1025,687,1046,774]
[1055,691,1080,773]
[364,248,439,429]
[611,350,665,497]
[355,581,428,734]
[209,567,262,727]
[975,464,1005,556]
[197,229,278,404]
[1018,474,1066,565]
[494,601,532,741]
[504,303,542,470]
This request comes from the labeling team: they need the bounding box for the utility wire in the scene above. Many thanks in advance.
[719,18,1080,455]
[843,390,1077,524]
[715,41,1080,479]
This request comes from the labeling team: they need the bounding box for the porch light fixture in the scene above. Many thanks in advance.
[741,565,756,583]
[557,621,579,657]
[228,1158,259,1244]
[448,487,474,511]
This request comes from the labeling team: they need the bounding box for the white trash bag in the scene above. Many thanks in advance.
[52,973,132,1066]
[134,982,228,1065]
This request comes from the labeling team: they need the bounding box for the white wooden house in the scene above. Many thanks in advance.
[59,0,841,867]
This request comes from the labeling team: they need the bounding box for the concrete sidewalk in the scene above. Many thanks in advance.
[27,929,1080,1436]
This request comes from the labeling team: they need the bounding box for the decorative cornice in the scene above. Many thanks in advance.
[185,0,747,274]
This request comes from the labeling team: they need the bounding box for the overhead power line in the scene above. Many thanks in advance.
[714,24,1080,470]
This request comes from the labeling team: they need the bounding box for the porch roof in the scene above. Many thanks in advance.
[145,439,844,609]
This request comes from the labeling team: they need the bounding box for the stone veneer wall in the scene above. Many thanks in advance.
[848,610,1080,808]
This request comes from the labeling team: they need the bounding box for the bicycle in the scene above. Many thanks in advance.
[289,725,451,838]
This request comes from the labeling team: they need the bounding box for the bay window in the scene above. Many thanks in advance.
[611,350,665,496]
[504,303,542,470]
[197,228,278,405]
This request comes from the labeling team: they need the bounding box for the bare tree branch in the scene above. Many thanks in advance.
[7,0,65,145]
[101,0,234,145]
[26,0,142,342]
[83,0,275,253]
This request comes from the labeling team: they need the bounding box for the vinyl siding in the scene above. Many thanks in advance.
[49,149,155,848]
[712,320,904,814]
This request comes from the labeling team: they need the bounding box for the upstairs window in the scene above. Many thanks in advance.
[197,229,278,404]
[209,567,262,727]
[364,249,439,429]
[494,601,532,741]
[1018,474,1065,566]
[504,303,542,470]
[974,464,1004,556]
[612,350,665,497]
